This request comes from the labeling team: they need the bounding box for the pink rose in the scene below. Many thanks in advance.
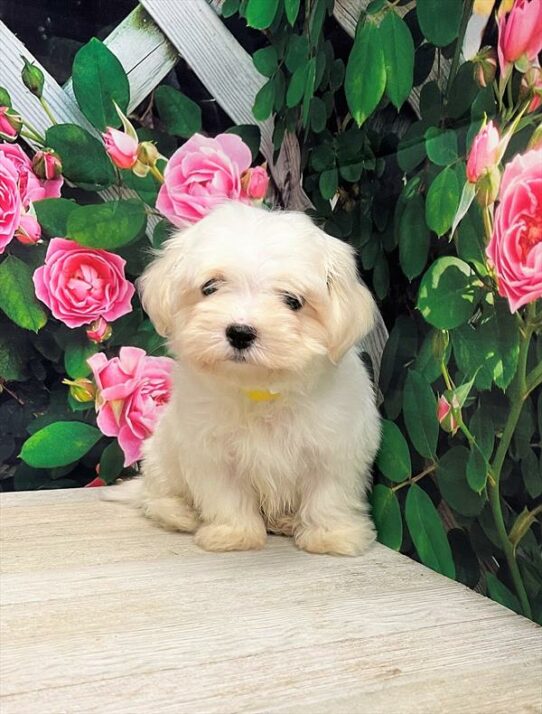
[486,148,542,312]
[0,143,62,207]
[156,133,252,226]
[0,107,21,142]
[0,156,22,254]
[466,121,503,183]
[241,165,269,200]
[15,213,41,245]
[103,127,138,170]
[86,317,112,344]
[88,347,175,466]
[498,0,542,75]
[33,237,135,328]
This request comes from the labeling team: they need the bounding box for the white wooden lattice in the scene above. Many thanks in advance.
[1,0,390,372]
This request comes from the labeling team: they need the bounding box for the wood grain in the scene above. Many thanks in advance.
[1,489,540,714]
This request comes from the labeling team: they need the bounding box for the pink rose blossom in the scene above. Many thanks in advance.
[0,157,22,254]
[156,133,252,226]
[15,213,41,245]
[486,149,542,311]
[241,165,269,200]
[0,143,62,207]
[33,237,135,328]
[498,0,542,75]
[103,127,138,170]
[86,317,112,343]
[466,121,503,183]
[88,347,175,466]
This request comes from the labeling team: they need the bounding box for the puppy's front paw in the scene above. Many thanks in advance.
[194,522,267,552]
[295,519,375,556]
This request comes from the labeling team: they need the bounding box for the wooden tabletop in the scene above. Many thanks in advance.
[1,488,541,714]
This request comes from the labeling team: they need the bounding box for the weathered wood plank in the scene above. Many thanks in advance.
[0,488,540,714]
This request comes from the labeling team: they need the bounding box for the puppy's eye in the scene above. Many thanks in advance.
[282,292,304,311]
[201,279,220,296]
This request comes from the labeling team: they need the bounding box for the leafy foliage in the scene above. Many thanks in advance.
[1,1,540,623]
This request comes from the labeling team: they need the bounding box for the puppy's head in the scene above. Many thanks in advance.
[139,202,375,385]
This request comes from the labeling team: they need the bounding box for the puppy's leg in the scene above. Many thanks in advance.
[140,428,199,533]
[295,456,375,557]
[190,469,267,552]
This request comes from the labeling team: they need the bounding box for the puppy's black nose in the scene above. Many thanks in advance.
[226,324,257,350]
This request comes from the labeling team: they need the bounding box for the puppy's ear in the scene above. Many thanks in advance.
[323,233,376,363]
[138,235,185,337]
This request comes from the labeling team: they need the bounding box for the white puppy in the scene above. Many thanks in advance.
[118,201,381,556]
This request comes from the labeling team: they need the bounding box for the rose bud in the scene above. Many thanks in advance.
[466,120,504,183]
[497,0,542,77]
[32,149,62,180]
[15,213,41,245]
[473,47,498,88]
[103,127,139,170]
[520,65,542,113]
[240,165,269,201]
[21,57,44,98]
[62,378,97,403]
[527,123,542,150]
[437,394,460,435]
[86,317,112,344]
[0,106,22,142]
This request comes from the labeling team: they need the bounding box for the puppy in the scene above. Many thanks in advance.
[115,202,381,555]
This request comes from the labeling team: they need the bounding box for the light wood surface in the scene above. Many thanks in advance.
[1,488,540,714]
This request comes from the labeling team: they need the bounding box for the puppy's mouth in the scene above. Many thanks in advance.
[230,351,248,363]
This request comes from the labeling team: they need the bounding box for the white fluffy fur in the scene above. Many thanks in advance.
[108,202,381,556]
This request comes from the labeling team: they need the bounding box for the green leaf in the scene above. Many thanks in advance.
[425,127,458,166]
[222,0,240,17]
[253,46,279,77]
[286,61,308,108]
[403,369,438,460]
[302,57,317,127]
[310,96,328,133]
[46,124,116,190]
[437,446,485,517]
[154,85,202,138]
[252,79,276,121]
[0,87,11,106]
[152,219,171,249]
[72,38,130,131]
[0,256,47,332]
[397,121,428,173]
[285,35,309,73]
[67,199,147,250]
[372,484,403,550]
[416,0,462,46]
[34,198,78,238]
[64,334,98,379]
[376,419,411,483]
[99,440,125,483]
[399,193,430,281]
[381,12,414,110]
[466,448,487,493]
[345,19,386,126]
[319,167,338,200]
[0,326,30,381]
[452,302,520,391]
[20,421,102,468]
[417,257,481,329]
[486,574,522,615]
[225,125,261,161]
[285,0,300,24]
[522,450,542,499]
[246,0,279,28]
[425,166,460,237]
[449,529,480,588]
[405,485,456,578]
[403,369,439,459]
[373,254,390,300]
[451,180,476,237]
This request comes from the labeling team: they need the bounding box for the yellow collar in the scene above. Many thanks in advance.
[242,388,281,402]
